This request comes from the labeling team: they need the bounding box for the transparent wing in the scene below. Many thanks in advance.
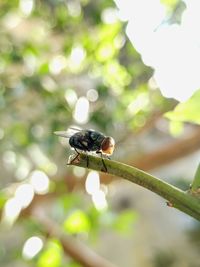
[69,126,82,131]
[54,126,82,138]
[54,131,71,138]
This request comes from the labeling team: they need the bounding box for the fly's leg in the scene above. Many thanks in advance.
[85,151,89,168]
[77,142,90,168]
[68,148,89,168]
[68,148,80,164]
[101,153,107,172]
[96,151,107,172]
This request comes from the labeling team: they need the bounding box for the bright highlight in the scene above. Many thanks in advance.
[73,97,89,124]
[85,171,108,211]
[30,170,50,194]
[22,236,43,259]
[115,0,200,102]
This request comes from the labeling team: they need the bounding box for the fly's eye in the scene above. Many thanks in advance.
[101,137,115,155]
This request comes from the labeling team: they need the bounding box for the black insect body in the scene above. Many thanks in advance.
[54,129,115,171]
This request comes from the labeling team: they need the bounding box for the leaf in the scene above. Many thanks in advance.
[169,120,184,137]
[0,191,7,209]
[63,210,91,234]
[37,239,62,267]
[113,210,138,235]
[165,89,200,125]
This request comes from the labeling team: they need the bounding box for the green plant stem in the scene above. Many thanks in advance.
[69,153,200,221]
[191,163,200,192]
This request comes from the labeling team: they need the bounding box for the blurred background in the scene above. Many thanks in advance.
[0,0,200,267]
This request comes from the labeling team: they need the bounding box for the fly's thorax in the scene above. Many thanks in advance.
[101,136,115,155]
[88,131,105,151]
[68,130,103,151]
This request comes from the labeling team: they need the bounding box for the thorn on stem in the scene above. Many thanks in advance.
[166,201,173,207]
[67,153,81,165]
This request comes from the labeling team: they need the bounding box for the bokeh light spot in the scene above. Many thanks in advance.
[22,236,43,260]
[86,89,99,102]
[30,170,50,194]
[73,97,89,124]
[85,171,100,195]
[15,183,34,208]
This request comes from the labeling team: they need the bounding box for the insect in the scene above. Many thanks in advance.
[54,128,115,171]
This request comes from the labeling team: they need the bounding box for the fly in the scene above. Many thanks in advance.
[54,128,115,172]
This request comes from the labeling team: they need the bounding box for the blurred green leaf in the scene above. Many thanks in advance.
[60,194,82,211]
[165,90,200,124]
[103,60,131,94]
[9,122,29,147]
[113,210,138,235]
[169,120,184,137]
[95,23,121,62]
[160,0,179,10]
[96,42,117,62]
[63,210,91,234]
[37,239,62,267]
[0,191,7,209]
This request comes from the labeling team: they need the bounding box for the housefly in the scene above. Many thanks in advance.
[54,128,115,172]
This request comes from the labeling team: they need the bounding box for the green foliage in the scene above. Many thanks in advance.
[37,239,63,267]
[63,210,91,234]
[168,120,183,137]
[165,90,200,125]
[0,191,7,209]
[112,210,138,235]
[160,0,180,10]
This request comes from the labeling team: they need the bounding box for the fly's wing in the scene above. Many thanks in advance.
[54,131,71,138]
[54,126,82,138]
[69,126,82,131]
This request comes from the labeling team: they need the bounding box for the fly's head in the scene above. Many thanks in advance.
[101,136,115,155]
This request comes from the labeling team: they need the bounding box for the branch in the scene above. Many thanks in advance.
[69,153,200,221]
[14,194,117,267]
[33,210,117,267]
[132,127,200,171]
